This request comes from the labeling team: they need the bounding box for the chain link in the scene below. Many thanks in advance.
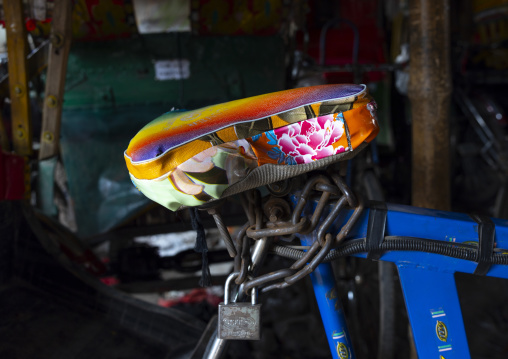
[233,173,365,294]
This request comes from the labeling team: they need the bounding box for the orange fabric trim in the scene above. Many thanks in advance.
[246,133,278,166]
[343,103,379,148]
[310,103,321,115]
[271,115,288,129]
[351,95,371,109]
[216,126,238,143]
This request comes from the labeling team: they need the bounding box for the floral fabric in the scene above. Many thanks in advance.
[126,85,379,210]
[252,113,346,165]
[124,84,369,181]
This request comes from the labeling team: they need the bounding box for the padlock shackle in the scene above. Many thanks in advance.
[250,287,258,305]
[224,272,240,305]
[224,272,258,305]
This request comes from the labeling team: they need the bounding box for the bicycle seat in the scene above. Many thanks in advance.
[125,84,379,210]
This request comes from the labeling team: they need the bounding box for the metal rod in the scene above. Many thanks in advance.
[249,238,271,276]
[208,208,237,258]
[203,331,230,359]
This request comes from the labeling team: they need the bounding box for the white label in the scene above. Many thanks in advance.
[154,59,190,80]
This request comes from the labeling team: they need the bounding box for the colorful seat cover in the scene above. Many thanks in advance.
[125,84,379,210]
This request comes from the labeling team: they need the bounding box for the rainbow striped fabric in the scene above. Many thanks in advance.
[125,84,379,210]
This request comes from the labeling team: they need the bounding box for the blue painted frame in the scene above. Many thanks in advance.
[298,201,508,358]
[301,235,356,359]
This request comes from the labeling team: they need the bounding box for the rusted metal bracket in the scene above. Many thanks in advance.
[39,0,73,160]
[4,0,32,156]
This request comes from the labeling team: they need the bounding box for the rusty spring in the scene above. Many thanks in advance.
[232,173,365,294]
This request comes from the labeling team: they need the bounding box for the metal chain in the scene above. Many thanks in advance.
[233,173,365,294]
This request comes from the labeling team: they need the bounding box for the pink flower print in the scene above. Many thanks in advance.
[278,133,297,154]
[268,114,346,165]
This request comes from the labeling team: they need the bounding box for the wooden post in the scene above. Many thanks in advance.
[408,0,452,211]
[4,0,32,156]
[39,0,73,160]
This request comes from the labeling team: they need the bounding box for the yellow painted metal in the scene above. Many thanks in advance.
[4,0,32,156]
[39,0,73,160]
[0,40,49,99]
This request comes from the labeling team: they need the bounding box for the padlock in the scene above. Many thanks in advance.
[218,272,261,340]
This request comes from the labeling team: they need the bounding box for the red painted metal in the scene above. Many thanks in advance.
[302,0,387,83]
[0,151,25,200]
